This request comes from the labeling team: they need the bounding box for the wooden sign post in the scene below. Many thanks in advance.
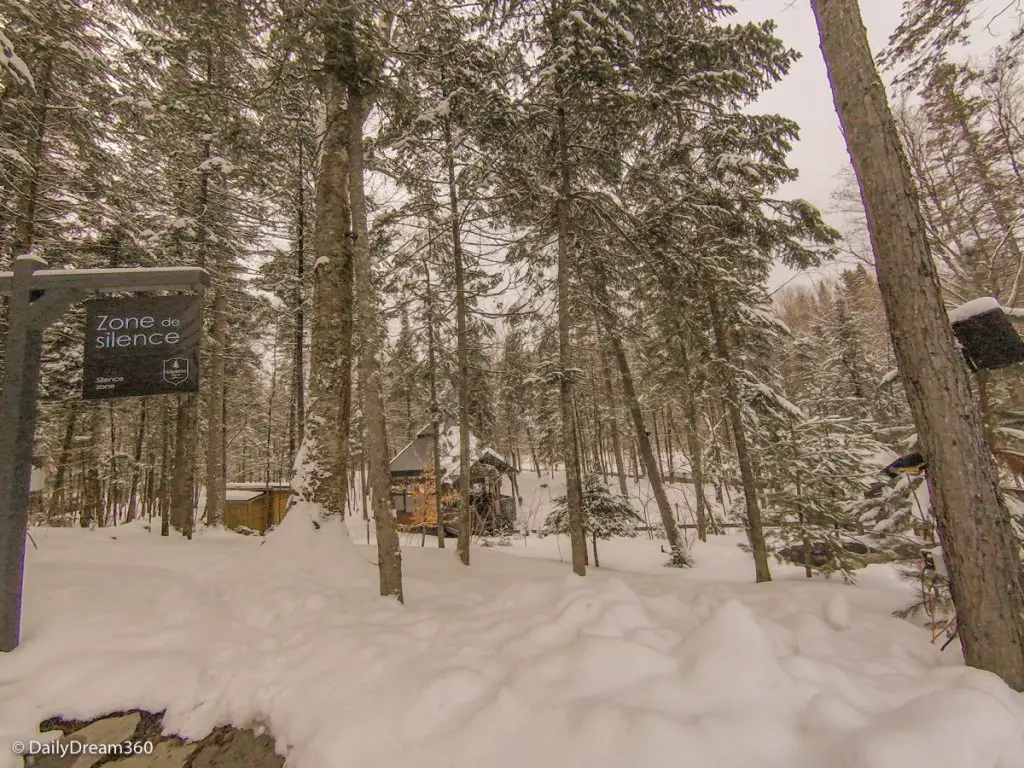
[0,255,208,652]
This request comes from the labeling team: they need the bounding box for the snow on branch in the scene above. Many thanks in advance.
[1,31,34,90]
[878,368,900,387]
[748,380,806,421]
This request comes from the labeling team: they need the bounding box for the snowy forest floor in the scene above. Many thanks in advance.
[2,513,1024,768]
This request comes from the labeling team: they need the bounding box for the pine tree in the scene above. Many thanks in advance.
[542,473,644,567]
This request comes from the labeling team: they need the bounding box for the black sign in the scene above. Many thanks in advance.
[82,295,201,399]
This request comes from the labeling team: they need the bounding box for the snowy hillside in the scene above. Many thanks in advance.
[2,513,1022,768]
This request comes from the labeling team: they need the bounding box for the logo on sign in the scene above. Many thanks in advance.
[163,358,189,385]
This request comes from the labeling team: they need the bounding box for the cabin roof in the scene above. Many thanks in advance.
[390,434,434,475]
[389,422,517,479]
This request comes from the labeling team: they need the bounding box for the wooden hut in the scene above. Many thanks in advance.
[390,423,518,536]
[223,482,290,534]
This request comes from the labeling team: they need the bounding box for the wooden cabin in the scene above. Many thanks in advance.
[390,423,518,536]
[224,482,290,534]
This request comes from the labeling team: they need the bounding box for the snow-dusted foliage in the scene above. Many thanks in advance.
[754,397,920,582]
[541,473,644,542]
[0,31,33,89]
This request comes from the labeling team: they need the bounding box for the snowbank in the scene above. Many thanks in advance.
[1,527,1023,768]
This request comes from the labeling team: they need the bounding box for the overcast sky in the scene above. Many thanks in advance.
[728,0,1016,290]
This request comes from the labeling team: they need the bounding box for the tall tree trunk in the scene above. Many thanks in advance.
[601,312,688,564]
[349,82,403,600]
[651,412,665,479]
[126,400,147,523]
[812,0,1024,691]
[525,424,542,478]
[293,136,306,457]
[205,277,227,528]
[201,43,226,529]
[597,340,629,497]
[443,118,473,567]
[359,434,369,522]
[425,261,445,549]
[169,394,197,537]
[677,371,709,542]
[265,324,280,531]
[294,53,355,524]
[47,404,78,524]
[159,400,171,536]
[168,137,211,539]
[708,291,771,582]
[107,402,118,525]
[663,408,675,478]
[81,407,103,529]
[555,102,586,576]
[573,398,588,475]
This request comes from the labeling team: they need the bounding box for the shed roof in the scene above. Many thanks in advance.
[225,482,289,491]
[226,489,264,502]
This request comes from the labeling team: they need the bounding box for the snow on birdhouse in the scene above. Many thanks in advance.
[948,297,1024,372]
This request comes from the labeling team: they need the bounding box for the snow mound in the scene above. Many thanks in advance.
[2,531,1023,768]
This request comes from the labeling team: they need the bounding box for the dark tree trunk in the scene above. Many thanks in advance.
[126,400,147,523]
[47,404,78,524]
[159,400,171,537]
[592,282,688,562]
[169,394,197,538]
[349,79,402,599]
[555,101,586,576]
[424,261,445,549]
[293,135,306,457]
[812,0,1024,690]
[444,117,473,568]
[708,291,771,582]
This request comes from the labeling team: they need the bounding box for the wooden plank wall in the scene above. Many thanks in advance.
[224,490,289,533]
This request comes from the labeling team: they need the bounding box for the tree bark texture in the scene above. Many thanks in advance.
[349,82,403,600]
[708,291,771,582]
[556,103,587,577]
[812,0,1024,690]
[298,59,354,523]
[444,118,473,567]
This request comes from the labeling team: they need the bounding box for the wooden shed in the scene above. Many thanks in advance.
[223,482,290,534]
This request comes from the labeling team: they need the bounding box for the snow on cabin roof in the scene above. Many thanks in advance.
[225,482,289,491]
[226,489,264,502]
[390,435,433,475]
[390,424,517,480]
[948,297,1001,324]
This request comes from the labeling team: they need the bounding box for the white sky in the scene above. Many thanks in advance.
[729,0,1017,290]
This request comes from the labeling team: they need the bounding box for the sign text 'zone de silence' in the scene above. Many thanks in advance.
[82,295,201,399]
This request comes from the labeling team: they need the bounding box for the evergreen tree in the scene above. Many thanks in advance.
[542,473,644,567]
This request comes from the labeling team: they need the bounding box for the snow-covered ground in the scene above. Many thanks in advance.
[2,512,1023,768]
